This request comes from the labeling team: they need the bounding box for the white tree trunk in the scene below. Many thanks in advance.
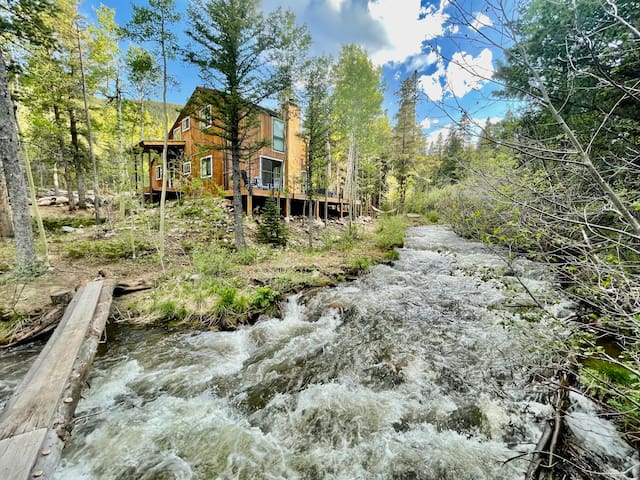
[0,50,35,266]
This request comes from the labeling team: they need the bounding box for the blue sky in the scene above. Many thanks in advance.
[80,0,514,145]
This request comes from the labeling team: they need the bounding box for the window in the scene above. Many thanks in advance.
[201,156,212,178]
[200,105,212,129]
[272,118,285,152]
[173,127,181,140]
[182,161,192,176]
[260,156,283,187]
[181,116,190,131]
[155,166,163,180]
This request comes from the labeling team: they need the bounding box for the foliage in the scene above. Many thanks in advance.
[38,216,102,233]
[191,245,234,277]
[185,0,310,249]
[375,215,407,250]
[331,44,385,217]
[66,238,154,260]
[251,286,280,311]
[390,72,424,213]
[257,197,288,246]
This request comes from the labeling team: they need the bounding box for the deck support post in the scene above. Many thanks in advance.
[246,193,253,218]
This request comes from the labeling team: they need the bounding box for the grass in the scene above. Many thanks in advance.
[2,196,406,335]
[375,215,407,250]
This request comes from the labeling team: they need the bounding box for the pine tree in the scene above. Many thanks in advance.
[257,197,287,246]
[391,71,424,213]
[186,0,309,250]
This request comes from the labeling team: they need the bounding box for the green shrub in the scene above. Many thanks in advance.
[351,256,372,270]
[425,210,440,224]
[236,247,258,265]
[375,215,407,250]
[192,246,234,277]
[384,250,400,261]
[156,300,189,322]
[251,286,280,310]
[38,216,102,233]
[66,239,154,260]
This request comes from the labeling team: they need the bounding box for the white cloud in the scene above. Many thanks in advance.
[470,12,493,30]
[263,0,454,67]
[425,124,454,146]
[419,62,446,102]
[420,117,433,129]
[406,50,439,71]
[327,0,347,12]
[368,0,439,66]
[419,48,495,101]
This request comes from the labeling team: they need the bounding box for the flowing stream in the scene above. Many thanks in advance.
[1,226,636,479]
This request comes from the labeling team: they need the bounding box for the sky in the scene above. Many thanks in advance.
[80,0,515,145]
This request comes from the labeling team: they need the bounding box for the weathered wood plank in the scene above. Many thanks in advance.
[0,281,103,440]
[0,428,47,480]
[31,280,116,479]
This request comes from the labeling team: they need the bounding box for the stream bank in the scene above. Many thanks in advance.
[37,225,637,479]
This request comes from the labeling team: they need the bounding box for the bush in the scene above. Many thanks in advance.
[192,246,234,277]
[257,198,288,246]
[251,286,280,310]
[38,216,102,233]
[351,256,372,270]
[66,239,154,260]
[236,248,258,265]
[375,215,407,250]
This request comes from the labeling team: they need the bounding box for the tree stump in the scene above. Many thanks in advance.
[50,290,73,306]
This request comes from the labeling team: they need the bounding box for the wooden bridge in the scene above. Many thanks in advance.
[0,280,115,480]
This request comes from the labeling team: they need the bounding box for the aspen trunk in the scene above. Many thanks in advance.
[0,50,35,266]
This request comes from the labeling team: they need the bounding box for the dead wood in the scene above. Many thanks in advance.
[113,279,154,296]
[0,305,65,349]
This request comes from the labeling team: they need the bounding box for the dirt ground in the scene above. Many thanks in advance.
[0,197,386,338]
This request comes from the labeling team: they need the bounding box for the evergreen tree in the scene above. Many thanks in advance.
[257,197,287,246]
[391,71,424,213]
[186,0,309,250]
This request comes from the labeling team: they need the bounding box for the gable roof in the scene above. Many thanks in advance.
[169,86,284,133]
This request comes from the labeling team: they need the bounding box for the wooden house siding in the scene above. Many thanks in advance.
[166,88,305,196]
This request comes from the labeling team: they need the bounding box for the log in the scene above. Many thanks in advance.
[0,305,65,349]
[30,280,115,479]
[113,279,153,296]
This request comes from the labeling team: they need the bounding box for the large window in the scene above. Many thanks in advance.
[181,116,190,131]
[260,156,282,188]
[173,127,181,140]
[200,105,212,129]
[201,156,212,178]
[272,118,285,152]
[183,161,192,176]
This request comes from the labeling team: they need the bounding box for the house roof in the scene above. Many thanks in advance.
[168,86,290,133]
[134,140,186,153]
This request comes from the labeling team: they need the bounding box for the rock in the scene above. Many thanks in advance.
[61,226,77,233]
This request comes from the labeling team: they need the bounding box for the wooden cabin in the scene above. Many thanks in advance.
[134,87,347,217]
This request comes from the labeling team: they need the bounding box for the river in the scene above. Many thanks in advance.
[1,226,635,479]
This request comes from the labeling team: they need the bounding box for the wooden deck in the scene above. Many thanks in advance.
[0,280,114,480]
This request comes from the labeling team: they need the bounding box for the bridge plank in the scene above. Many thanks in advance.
[0,281,103,441]
[0,428,47,480]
